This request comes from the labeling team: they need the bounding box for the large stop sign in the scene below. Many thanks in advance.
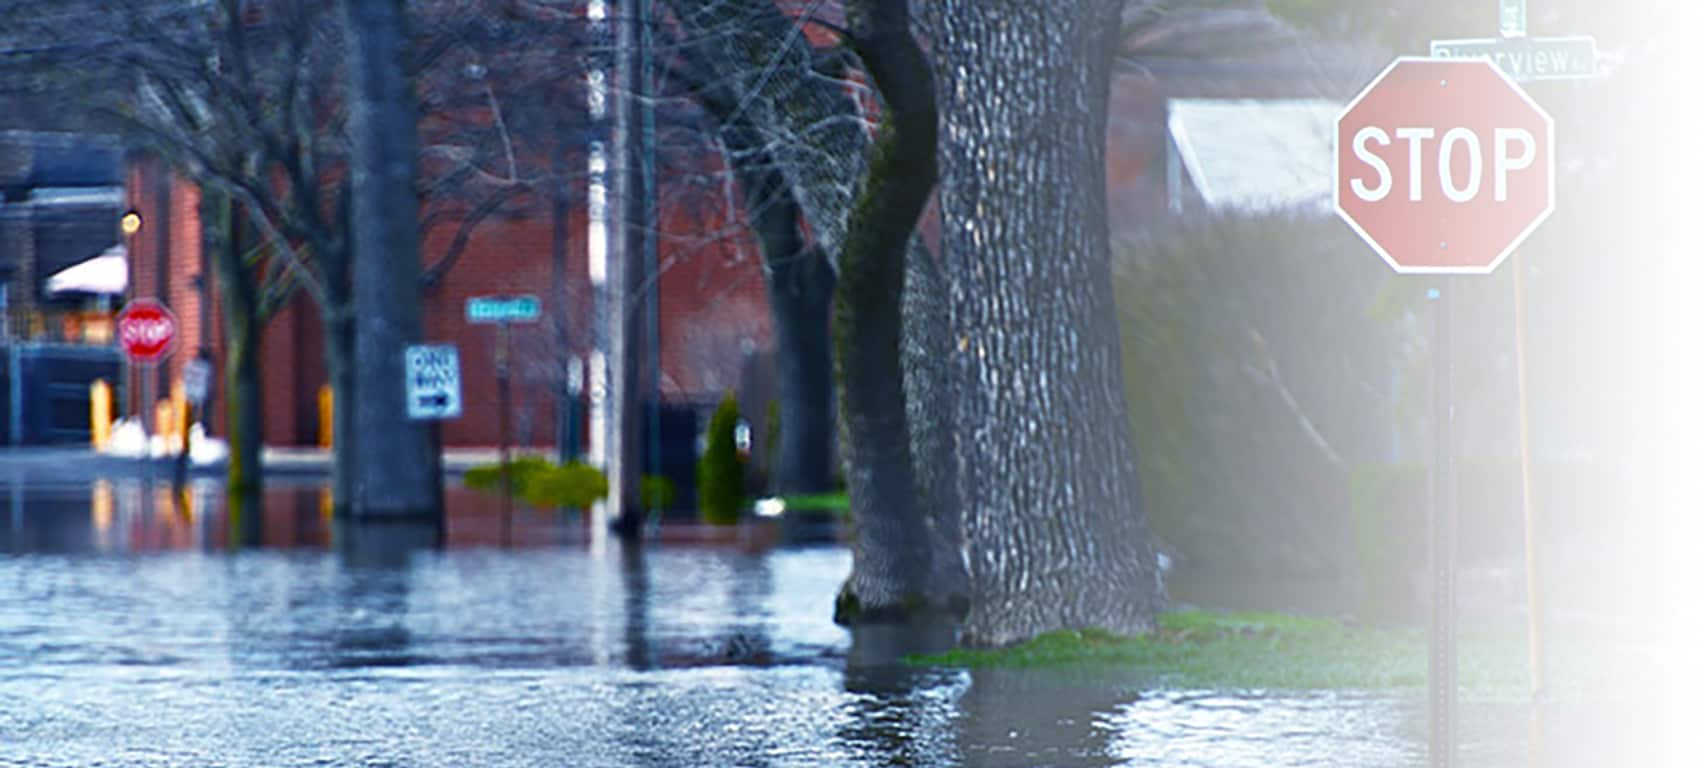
[1335,57,1554,274]
[116,298,178,365]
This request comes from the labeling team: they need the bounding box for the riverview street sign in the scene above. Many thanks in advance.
[466,295,542,324]
[405,344,463,420]
[116,299,178,364]
[1334,58,1555,274]
[1430,36,1597,81]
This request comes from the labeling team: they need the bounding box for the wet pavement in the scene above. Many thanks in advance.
[0,475,1688,766]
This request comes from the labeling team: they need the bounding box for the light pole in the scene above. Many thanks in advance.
[119,208,143,437]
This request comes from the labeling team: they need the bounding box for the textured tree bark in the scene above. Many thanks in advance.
[902,246,968,609]
[933,0,1165,645]
[341,0,442,519]
[832,0,946,623]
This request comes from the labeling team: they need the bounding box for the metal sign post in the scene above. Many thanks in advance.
[468,295,542,543]
[1429,284,1459,768]
[1338,5,1572,763]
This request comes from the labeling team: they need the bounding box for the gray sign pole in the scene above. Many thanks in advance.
[1429,284,1459,768]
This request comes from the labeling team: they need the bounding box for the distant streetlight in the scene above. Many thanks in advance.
[119,210,143,237]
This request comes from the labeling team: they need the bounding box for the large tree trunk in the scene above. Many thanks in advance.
[751,189,836,496]
[341,0,441,518]
[902,246,968,611]
[666,0,963,610]
[933,0,1165,646]
[832,0,947,623]
[690,59,838,497]
[205,190,263,513]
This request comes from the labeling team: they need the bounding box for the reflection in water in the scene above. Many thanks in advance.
[621,539,652,670]
[841,622,968,766]
[954,666,1135,768]
[0,475,1663,766]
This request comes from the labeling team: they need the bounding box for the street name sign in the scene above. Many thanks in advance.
[405,344,463,420]
[1334,58,1555,274]
[116,299,178,365]
[1430,36,1597,81]
[466,295,542,324]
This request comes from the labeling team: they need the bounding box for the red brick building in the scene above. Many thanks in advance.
[122,155,770,449]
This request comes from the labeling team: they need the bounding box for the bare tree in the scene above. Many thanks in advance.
[0,0,353,508]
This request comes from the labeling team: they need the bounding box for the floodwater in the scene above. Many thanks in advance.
[0,475,1682,767]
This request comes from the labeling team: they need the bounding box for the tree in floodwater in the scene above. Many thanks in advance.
[662,0,968,618]
[340,0,442,518]
[929,0,1166,645]
[0,0,351,510]
[829,0,949,621]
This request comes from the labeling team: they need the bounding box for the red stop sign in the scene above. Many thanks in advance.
[1335,58,1555,274]
[116,298,178,364]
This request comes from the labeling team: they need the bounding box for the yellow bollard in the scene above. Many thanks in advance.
[90,379,113,450]
[318,384,334,449]
[170,378,188,452]
[155,399,175,452]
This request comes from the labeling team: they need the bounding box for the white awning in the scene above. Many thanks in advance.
[1167,99,1339,215]
[45,243,128,295]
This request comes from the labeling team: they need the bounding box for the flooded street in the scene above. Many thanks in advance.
[0,475,1680,766]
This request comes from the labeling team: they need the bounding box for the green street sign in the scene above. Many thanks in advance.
[1429,36,1598,81]
[466,294,542,324]
[1500,0,1527,38]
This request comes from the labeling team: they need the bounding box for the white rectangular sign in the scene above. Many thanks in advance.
[183,359,212,405]
[405,344,463,420]
[1429,36,1597,81]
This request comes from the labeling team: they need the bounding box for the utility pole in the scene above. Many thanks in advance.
[608,0,652,538]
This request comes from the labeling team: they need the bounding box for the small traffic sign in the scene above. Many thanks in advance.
[404,344,463,420]
[1335,58,1555,274]
[183,358,212,405]
[116,299,178,364]
[466,295,542,324]
[1499,0,1527,38]
[1430,36,1597,81]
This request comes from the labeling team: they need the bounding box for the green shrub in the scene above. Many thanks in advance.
[464,457,608,510]
[641,474,677,511]
[698,393,745,525]
[463,456,553,493]
[523,462,609,509]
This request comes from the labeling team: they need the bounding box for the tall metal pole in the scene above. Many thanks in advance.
[641,0,662,518]
[498,321,513,543]
[608,0,649,538]
[1429,281,1458,768]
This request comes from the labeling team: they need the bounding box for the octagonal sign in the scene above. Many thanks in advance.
[116,298,178,365]
[1335,57,1555,274]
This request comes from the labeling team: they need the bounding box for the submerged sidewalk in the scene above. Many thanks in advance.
[0,445,549,482]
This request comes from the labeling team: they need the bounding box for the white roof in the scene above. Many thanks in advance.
[1168,99,1338,215]
[25,186,125,207]
[46,244,128,295]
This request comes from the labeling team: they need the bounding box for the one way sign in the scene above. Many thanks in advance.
[405,344,463,420]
